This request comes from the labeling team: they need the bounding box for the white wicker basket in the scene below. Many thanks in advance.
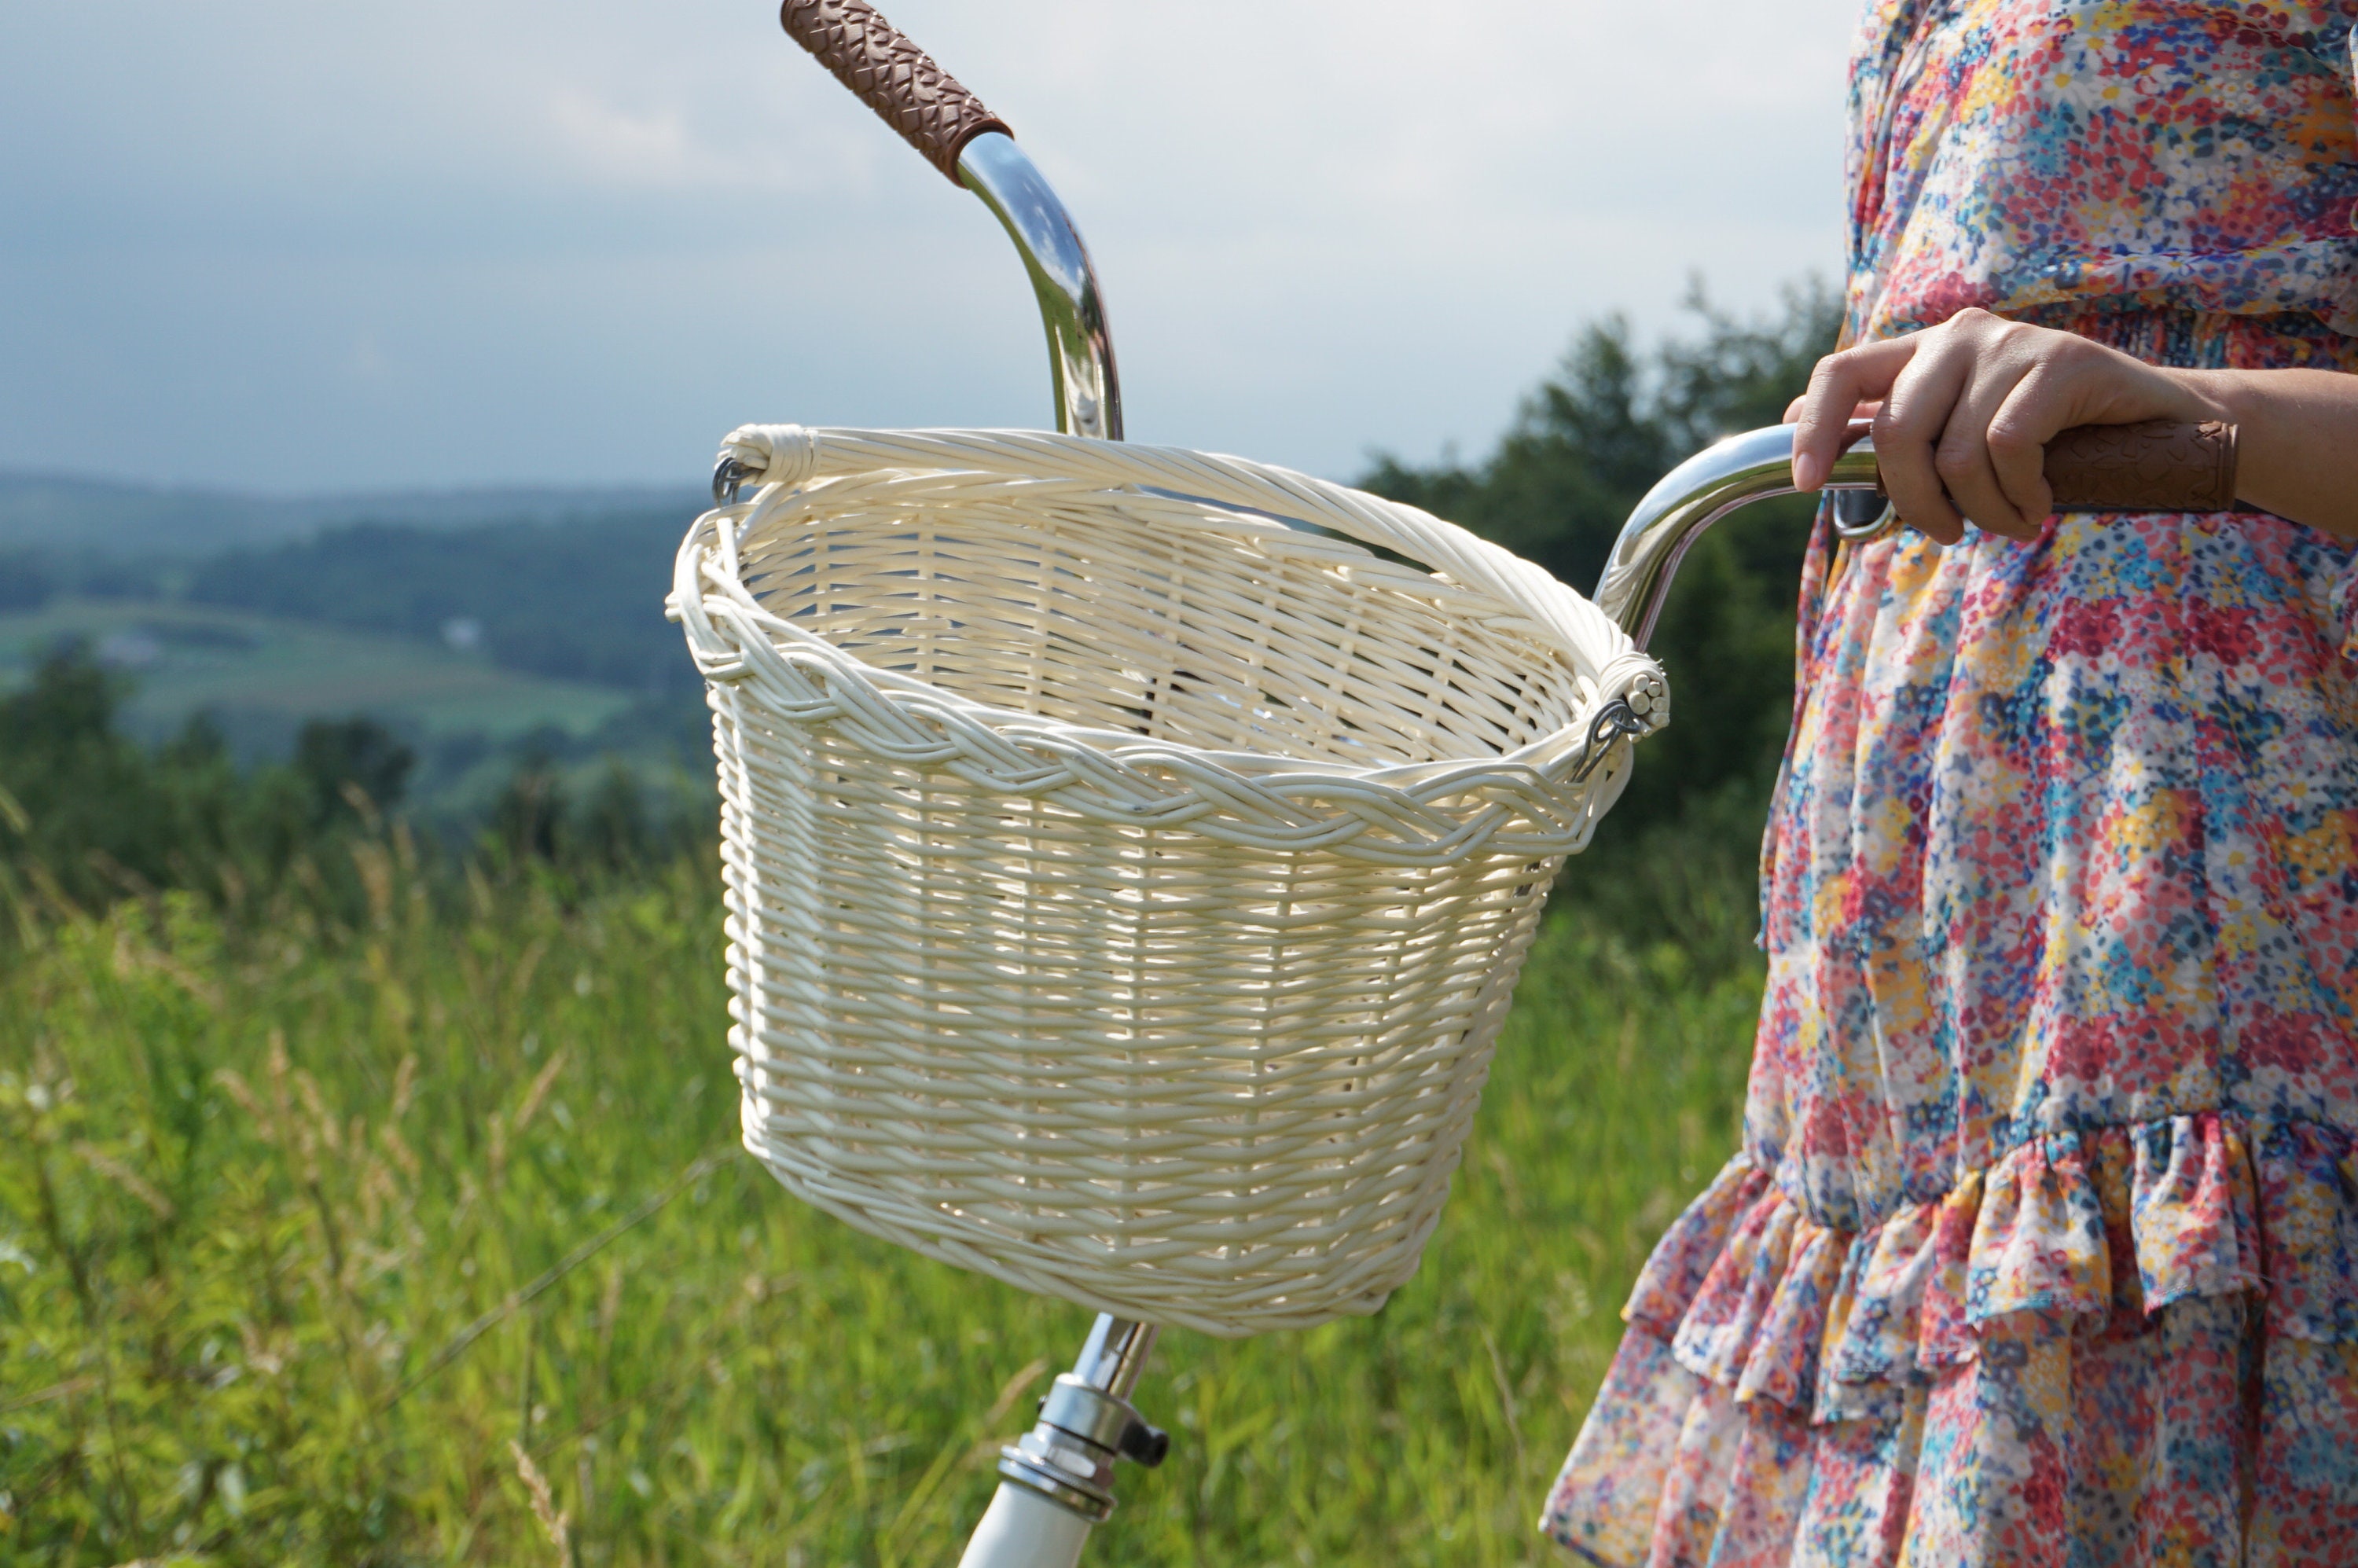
[671,425,1666,1336]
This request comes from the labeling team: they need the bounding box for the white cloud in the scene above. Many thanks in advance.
[0,0,1855,489]
[543,89,714,188]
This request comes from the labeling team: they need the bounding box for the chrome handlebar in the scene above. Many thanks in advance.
[1594,422,1886,649]
[957,133,1122,442]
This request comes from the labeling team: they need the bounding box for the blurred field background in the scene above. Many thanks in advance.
[0,288,1829,1565]
[2,835,1758,1566]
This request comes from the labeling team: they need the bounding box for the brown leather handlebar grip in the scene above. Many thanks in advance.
[780,0,1012,185]
[2043,418,2239,512]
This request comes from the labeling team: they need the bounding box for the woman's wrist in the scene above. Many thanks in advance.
[2169,367,2358,538]
[2152,365,2240,426]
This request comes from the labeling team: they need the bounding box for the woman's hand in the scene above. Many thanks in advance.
[1787,307,2231,543]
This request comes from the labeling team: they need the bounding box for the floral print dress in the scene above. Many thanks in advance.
[1541,2,2358,1564]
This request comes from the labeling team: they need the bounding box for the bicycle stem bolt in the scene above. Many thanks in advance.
[997,1374,1172,1521]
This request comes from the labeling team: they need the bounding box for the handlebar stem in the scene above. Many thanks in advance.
[957,132,1122,441]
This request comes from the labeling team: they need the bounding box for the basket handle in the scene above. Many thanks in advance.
[780,0,1012,184]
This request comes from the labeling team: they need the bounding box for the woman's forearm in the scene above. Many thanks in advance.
[2176,367,2358,539]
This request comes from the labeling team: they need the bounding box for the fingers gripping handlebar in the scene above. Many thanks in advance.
[1596,419,2241,649]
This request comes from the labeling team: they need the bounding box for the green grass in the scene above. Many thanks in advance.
[0,846,1757,1566]
[0,600,634,744]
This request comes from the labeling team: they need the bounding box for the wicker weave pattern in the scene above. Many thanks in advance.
[674,427,1662,1335]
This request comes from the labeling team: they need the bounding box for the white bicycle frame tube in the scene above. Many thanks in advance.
[943,83,1153,1568]
[957,1482,1095,1568]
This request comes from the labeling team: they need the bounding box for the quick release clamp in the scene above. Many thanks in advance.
[996,1320,1170,1521]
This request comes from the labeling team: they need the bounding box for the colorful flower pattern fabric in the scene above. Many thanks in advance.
[1847,0,2358,337]
[1542,1,2358,1562]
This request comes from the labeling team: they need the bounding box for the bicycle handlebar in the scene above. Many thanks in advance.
[780,0,1011,184]
[1596,419,2242,648]
[2039,418,2238,511]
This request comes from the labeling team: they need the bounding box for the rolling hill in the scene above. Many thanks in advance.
[0,598,637,747]
[0,469,703,560]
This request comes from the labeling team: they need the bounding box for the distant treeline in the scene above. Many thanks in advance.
[5,507,700,697]
[2,285,1836,942]
[184,509,700,696]
[0,549,48,611]
[0,644,699,920]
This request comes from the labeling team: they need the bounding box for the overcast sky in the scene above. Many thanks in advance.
[1,1,1856,492]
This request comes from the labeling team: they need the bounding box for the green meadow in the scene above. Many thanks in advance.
[0,844,1757,1566]
[0,289,1827,1563]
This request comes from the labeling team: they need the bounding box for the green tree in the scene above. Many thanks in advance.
[0,645,189,903]
[293,714,417,826]
[0,647,423,915]
[576,758,651,869]
[490,748,569,865]
[1361,281,1842,942]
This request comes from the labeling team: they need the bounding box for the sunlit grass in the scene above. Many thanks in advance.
[0,843,1756,1566]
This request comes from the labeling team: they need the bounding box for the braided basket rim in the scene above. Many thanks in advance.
[671,428,1665,867]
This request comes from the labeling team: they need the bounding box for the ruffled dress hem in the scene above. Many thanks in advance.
[1541,1112,2358,1566]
